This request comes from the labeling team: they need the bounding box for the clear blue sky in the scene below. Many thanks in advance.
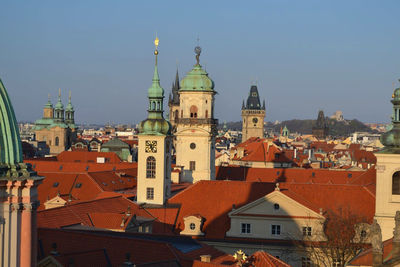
[1,0,399,124]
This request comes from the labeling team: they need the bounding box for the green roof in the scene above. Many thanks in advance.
[180,64,215,92]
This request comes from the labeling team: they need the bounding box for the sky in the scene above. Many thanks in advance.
[1,1,399,125]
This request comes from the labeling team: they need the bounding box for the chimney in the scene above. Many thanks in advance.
[200,255,211,263]
[393,211,400,258]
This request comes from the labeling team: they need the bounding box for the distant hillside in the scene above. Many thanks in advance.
[220,118,377,137]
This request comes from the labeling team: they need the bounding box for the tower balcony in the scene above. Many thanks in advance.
[176,118,218,126]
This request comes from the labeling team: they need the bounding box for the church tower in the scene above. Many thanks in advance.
[376,81,400,240]
[312,110,329,139]
[175,45,217,183]
[241,85,266,142]
[0,78,43,267]
[137,37,172,205]
[168,69,180,131]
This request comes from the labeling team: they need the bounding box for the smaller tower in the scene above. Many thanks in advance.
[312,110,329,139]
[241,85,266,142]
[65,91,75,126]
[54,89,65,123]
[168,69,180,130]
[137,36,172,205]
[43,94,54,119]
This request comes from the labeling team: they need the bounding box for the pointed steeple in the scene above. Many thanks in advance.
[170,68,180,105]
[66,91,74,111]
[65,91,75,126]
[242,100,245,110]
[139,36,171,136]
[45,94,53,108]
[262,99,266,110]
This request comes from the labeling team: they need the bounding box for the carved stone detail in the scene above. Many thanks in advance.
[371,219,383,253]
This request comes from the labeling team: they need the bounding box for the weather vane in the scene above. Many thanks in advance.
[194,40,201,65]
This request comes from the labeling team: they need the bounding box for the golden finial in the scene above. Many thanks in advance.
[154,35,159,55]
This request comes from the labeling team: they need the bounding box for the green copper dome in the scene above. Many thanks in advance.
[380,83,400,153]
[44,96,53,108]
[55,91,64,110]
[0,79,23,164]
[138,40,171,136]
[180,46,215,92]
[66,93,74,112]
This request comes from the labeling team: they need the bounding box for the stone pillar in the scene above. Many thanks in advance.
[20,203,32,267]
[393,211,400,259]
[371,219,383,267]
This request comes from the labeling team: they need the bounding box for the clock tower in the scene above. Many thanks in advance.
[175,45,217,183]
[241,85,266,142]
[137,37,172,205]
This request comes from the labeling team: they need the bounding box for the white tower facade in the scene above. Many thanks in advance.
[137,37,172,205]
[175,46,217,183]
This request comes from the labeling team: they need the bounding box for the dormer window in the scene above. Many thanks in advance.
[181,215,204,236]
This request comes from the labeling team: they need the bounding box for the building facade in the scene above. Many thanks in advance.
[175,46,217,183]
[136,37,172,205]
[376,84,400,240]
[241,85,265,142]
[33,90,77,155]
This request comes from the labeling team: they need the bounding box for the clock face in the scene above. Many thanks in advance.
[145,140,157,153]
[252,118,258,123]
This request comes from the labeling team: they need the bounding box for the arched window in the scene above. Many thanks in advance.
[181,110,183,118]
[157,101,160,110]
[190,105,198,118]
[151,102,156,110]
[205,110,208,118]
[393,172,400,194]
[174,110,179,120]
[55,137,59,146]
[146,156,156,178]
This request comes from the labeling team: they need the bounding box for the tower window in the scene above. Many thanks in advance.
[146,187,154,200]
[190,161,196,171]
[181,110,183,118]
[146,156,156,178]
[190,105,198,118]
[174,110,179,120]
[55,137,59,146]
[205,110,208,118]
[393,171,400,195]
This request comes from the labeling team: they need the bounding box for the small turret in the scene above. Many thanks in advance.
[380,81,400,153]
[43,94,54,119]
[65,91,75,127]
[54,89,65,123]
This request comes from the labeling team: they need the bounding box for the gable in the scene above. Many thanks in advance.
[230,190,323,219]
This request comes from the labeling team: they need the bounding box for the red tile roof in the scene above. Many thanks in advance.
[56,151,123,163]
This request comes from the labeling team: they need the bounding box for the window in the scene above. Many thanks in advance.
[75,183,82,188]
[393,172,400,194]
[205,110,208,118]
[53,182,59,188]
[146,156,156,178]
[190,223,196,230]
[146,188,154,200]
[302,257,311,267]
[190,105,198,118]
[190,161,196,171]
[181,110,183,118]
[241,223,251,234]
[55,137,59,146]
[302,226,312,236]
[174,110,179,120]
[271,225,281,236]
[274,203,280,210]
[190,143,196,150]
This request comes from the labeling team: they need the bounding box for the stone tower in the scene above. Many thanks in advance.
[175,45,217,183]
[312,110,329,139]
[241,85,266,142]
[375,82,400,240]
[137,37,172,205]
[168,69,180,131]
[0,78,43,267]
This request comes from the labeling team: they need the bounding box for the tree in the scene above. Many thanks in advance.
[296,207,370,267]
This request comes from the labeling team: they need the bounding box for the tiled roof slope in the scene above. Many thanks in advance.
[56,151,123,163]
[38,228,180,267]
[216,165,376,186]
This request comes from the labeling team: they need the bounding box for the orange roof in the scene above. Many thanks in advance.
[37,228,179,266]
[216,165,376,186]
[168,181,276,239]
